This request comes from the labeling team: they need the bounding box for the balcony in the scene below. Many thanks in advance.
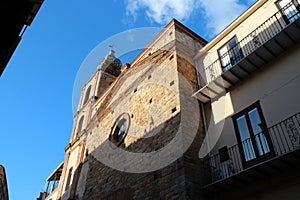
[194,2,300,103]
[43,162,63,200]
[201,112,300,192]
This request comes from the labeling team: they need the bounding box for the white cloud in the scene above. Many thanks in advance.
[125,0,200,24]
[199,0,250,35]
[125,0,253,35]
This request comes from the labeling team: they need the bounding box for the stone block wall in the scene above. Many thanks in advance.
[0,165,8,200]
[73,42,206,199]
[57,20,208,200]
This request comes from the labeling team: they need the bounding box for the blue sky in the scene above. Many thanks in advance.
[0,0,254,199]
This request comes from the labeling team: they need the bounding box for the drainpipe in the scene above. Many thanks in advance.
[194,52,210,157]
[200,103,210,155]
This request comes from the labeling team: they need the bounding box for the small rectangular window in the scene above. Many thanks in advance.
[171,107,177,113]
[219,146,230,163]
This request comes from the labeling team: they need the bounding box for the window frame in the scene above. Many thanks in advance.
[232,101,274,168]
[75,115,84,139]
[218,36,244,71]
[64,167,73,192]
[276,0,300,24]
[109,113,131,147]
[82,85,91,105]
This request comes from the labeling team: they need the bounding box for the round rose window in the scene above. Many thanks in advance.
[110,113,130,146]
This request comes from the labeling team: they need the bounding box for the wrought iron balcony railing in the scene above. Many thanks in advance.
[202,112,300,185]
[198,2,300,87]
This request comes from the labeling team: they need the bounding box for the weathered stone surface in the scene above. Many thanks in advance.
[58,19,207,200]
[0,165,8,200]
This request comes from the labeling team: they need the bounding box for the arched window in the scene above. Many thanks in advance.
[83,85,91,105]
[65,167,73,192]
[75,116,84,138]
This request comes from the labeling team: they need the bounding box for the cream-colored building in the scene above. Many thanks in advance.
[194,0,300,199]
[39,0,300,199]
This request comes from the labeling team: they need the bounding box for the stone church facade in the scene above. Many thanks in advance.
[42,19,209,200]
